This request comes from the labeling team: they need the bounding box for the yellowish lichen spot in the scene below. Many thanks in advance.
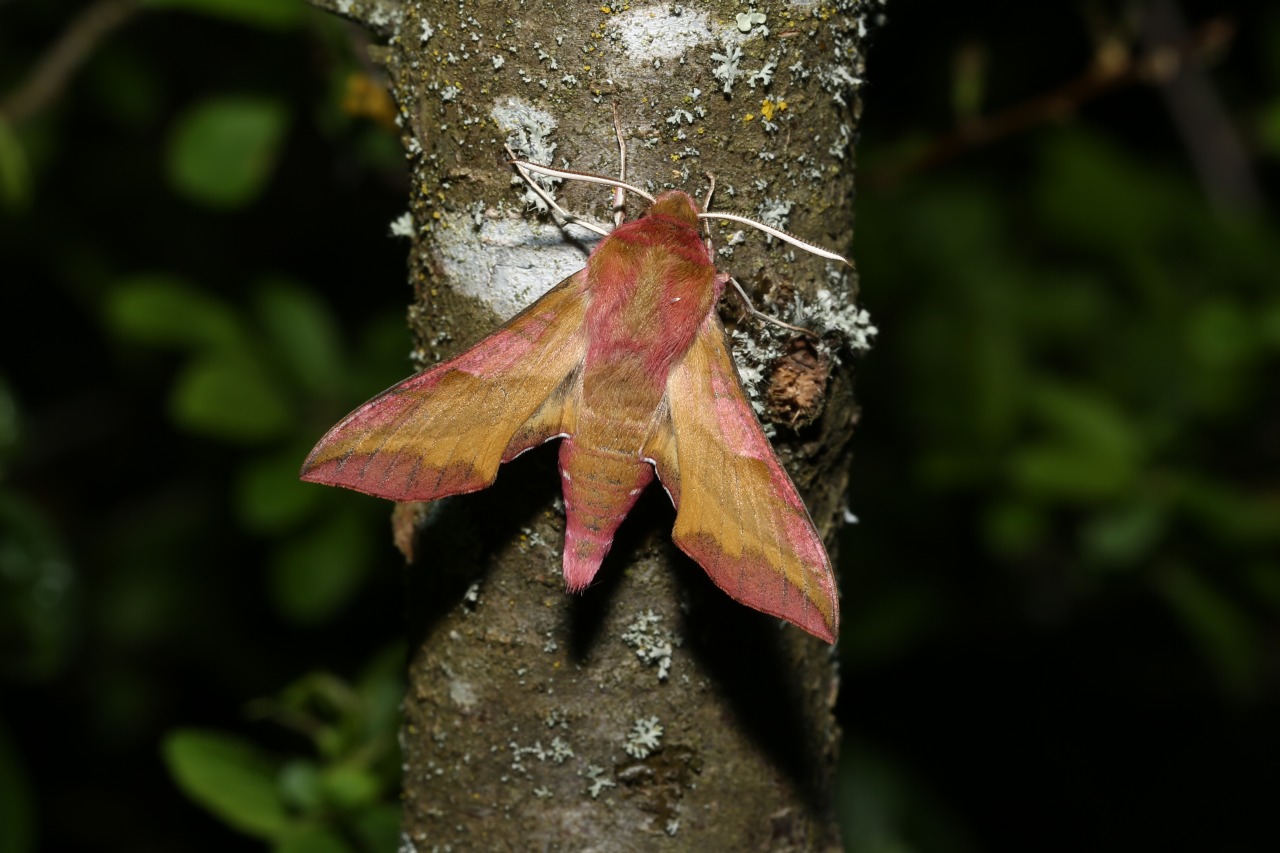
[760,98,788,121]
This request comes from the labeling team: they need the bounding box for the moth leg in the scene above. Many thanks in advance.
[698,172,719,253]
[611,100,627,227]
[506,144,610,238]
[727,275,819,339]
[701,171,717,215]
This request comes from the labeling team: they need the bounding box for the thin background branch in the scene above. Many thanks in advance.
[0,0,139,125]
[873,10,1238,194]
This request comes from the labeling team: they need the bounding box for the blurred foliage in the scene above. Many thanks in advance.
[0,117,31,208]
[163,646,402,852]
[856,124,1280,600]
[2,0,409,851]
[165,96,291,209]
[834,4,1280,850]
[1,1,1277,852]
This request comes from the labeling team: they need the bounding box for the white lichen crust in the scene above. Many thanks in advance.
[621,609,675,682]
[623,716,665,759]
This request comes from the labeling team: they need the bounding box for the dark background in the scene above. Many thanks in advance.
[2,1,1277,851]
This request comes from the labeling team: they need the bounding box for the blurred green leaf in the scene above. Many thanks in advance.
[274,825,354,853]
[1008,383,1140,501]
[235,448,324,532]
[171,352,293,441]
[143,0,306,30]
[1259,302,1280,349]
[262,671,364,759]
[0,494,76,680]
[254,278,344,396]
[1186,299,1260,370]
[269,512,374,624]
[1080,500,1169,568]
[950,43,986,121]
[1182,297,1264,417]
[1258,99,1280,160]
[0,722,35,853]
[1034,129,1187,258]
[320,764,379,810]
[981,500,1048,559]
[1009,445,1128,502]
[278,760,324,813]
[1178,478,1280,546]
[166,96,289,209]
[104,274,243,351]
[355,644,405,741]
[162,729,288,839]
[1021,269,1113,339]
[0,118,31,210]
[1157,565,1261,699]
[0,376,19,468]
[1032,381,1138,456]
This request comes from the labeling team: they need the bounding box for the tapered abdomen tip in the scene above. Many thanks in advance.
[562,531,611,592]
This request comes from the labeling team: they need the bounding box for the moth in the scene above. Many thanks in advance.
[301,138,848,643]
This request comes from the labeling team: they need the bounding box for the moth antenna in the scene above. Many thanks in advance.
[727,276,820,339]
[699,172,718,245]
[698,212,850,266]
[506,146,610,238]
[611,101,627,227]
[509,160,657,204]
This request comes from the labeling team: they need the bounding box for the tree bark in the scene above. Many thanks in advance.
[311,1,873,849]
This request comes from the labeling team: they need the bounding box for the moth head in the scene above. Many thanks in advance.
[646,190,701,228]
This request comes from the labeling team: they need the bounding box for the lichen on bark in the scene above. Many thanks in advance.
[308,1,880,849]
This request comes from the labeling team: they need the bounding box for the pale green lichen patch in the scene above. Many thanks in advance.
[622,716,664,759]
[605,4,716,64]
[508,735,576,777]
[737,11,768,33]
[433,212,596,321]
[801,274,879,354]
[620,609,674,682]
[389,210,414,237]
[491,97,560,209]
[448,678,478,710]
[583,764,616,799]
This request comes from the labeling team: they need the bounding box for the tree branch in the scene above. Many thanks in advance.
[1141,1,1261,213]
[310,1,869,847]
[0,0,139,125]
[873,12,1235,190]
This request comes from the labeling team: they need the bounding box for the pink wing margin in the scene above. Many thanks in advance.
[300,272,588,501]
[645,314,839,643]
